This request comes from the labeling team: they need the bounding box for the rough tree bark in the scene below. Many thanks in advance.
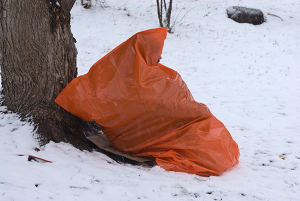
[0,0,99,150]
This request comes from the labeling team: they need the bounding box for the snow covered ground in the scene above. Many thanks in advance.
[1,0,299,200]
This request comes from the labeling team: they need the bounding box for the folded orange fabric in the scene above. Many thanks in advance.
[55,27,239,176]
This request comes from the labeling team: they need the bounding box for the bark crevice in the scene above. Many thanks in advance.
[0,0,97,150]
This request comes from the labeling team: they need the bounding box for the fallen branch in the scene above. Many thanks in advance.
[267,13,283,21]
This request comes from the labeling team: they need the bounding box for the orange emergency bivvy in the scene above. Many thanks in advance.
[55,28,239,176]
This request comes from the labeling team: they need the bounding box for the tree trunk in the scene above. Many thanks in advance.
[166,0,172,32]
[0,0,99,150]
[156,0,164,28]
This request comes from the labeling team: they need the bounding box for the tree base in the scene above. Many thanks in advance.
[35,114,101,151]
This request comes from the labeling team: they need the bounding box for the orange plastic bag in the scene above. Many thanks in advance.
[55,28,239,176]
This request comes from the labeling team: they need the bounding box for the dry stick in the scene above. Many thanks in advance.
[204,12,210,17]
[17,154,52,163]
[267,13,284,21]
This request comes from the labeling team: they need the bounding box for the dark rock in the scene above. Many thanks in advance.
[226,6,265,25]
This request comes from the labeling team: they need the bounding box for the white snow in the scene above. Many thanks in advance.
[1,0,299,200]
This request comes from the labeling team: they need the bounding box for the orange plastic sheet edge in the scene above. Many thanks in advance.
[55,28,240,176]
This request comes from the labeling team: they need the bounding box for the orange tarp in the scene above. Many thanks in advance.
[55,28,239,176]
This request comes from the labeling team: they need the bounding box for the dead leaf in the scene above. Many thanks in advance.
[279,155,286,160]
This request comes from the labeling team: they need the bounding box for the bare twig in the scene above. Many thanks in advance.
[172,3,186,27]
[267,13,283,21]
[203,12,210,17]
[112,12,116,25]
[171,6,195,31]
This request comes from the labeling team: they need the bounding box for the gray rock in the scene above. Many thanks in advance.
[227,6,265,25]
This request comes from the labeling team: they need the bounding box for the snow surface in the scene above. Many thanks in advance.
[1,0,299,200]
